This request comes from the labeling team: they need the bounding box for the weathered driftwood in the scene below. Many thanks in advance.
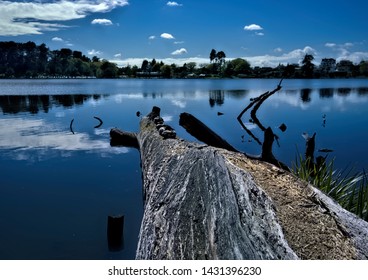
[110,107,368,260]
[179,112,289,171]
[179,112,238,152]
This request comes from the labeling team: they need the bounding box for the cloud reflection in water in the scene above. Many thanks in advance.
[0,118,128,161]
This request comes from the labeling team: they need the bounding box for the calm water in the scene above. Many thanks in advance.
[1,78,368,259]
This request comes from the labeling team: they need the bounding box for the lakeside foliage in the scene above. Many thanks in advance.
[293,155,368,222]
[1,41,368,79]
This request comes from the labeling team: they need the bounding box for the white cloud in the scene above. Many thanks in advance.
[0,0,128,36]
[324,42,368,63]
[255,32,264,36]
[52,36,63,42]
[110,46,318,68]
[161,33,175,39]
[325,43,336,48]
[149,35,156,40]
[171,100,186,109]
[91,18,113,25]
[274,47,283,52]
[244,24,263,31]
[344,42,354,48]
[171,48,187,55]
[174,41,185,44]
[245,46,317,67]
[337,51,368,64]
[111,56,209,67]
[114,53,122,58]
[88,49,102,56]
[167,1,183,7]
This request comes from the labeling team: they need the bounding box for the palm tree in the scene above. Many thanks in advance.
[210,49,217,63]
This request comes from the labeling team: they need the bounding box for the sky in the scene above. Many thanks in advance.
[0,0,367,67]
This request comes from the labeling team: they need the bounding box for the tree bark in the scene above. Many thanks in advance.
[110,107,368,260]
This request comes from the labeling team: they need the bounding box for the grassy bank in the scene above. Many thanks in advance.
[292,155,368,222]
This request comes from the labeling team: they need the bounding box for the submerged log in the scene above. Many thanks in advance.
[110,107,368,260]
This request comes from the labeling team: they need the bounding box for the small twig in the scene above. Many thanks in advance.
[94,116,103,128]
[70,118,74,134]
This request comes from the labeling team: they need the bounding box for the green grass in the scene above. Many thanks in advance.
[292,154,368,222]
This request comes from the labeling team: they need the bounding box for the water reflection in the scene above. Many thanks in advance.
[358,87,368,95]
[0,118,128,161]
[0,94,106,114]
[209,90,225,107]
[300,88,312,103]
[337,88,352,96]
[319,88,334,98]
[1,87,368,115]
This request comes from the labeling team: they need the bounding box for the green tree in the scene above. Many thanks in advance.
[359,61,368,76]
[141,60,149,71]
[216,51,226,71]
[224,58,251,77]
[160,64,172,78]
[98,60,118,78]
[186,62,197,73]
[301,54,315,78]
[283,63,297,78]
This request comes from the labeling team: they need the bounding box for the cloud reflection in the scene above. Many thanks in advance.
[0,118,128,161]
[171,99,186,108]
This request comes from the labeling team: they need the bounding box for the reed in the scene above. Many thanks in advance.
[292,154,368,221]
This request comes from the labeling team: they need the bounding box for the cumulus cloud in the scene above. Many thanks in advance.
[88,49,102,56]
[324,42,367,63]
[325,43,336,48]
[274,47,283,52]
[52,37,63,42]
[167,1,183,7]
[344,42,354,48]
[110,46,319,68]
[171,48,187,55]
[110,56,208,68]
[245,46,317,67]
[148,35,156,40]
[114,53,122,58]
[337,51,368,63]
[244,24,263,31]
[0,0,128,36]
[91,18,113,25]
[161,33,175,39]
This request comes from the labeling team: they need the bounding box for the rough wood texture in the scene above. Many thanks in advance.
[110,107,368,260]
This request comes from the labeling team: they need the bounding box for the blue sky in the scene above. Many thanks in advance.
[0,0,367,67]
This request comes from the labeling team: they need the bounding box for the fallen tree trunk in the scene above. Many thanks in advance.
[110,107,368,260]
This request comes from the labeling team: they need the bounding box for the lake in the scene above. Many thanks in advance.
[1,78,368,259]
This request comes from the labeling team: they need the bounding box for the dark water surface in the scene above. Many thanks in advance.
[0,78,367,259]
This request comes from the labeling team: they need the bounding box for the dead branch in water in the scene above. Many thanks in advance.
[93,116,103,128]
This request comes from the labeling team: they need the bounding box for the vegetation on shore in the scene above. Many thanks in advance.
[1,41,368,79]
[293,155,368,222]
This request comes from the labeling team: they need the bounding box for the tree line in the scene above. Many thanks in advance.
[1,41,367,79]
[0,41,119,78]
